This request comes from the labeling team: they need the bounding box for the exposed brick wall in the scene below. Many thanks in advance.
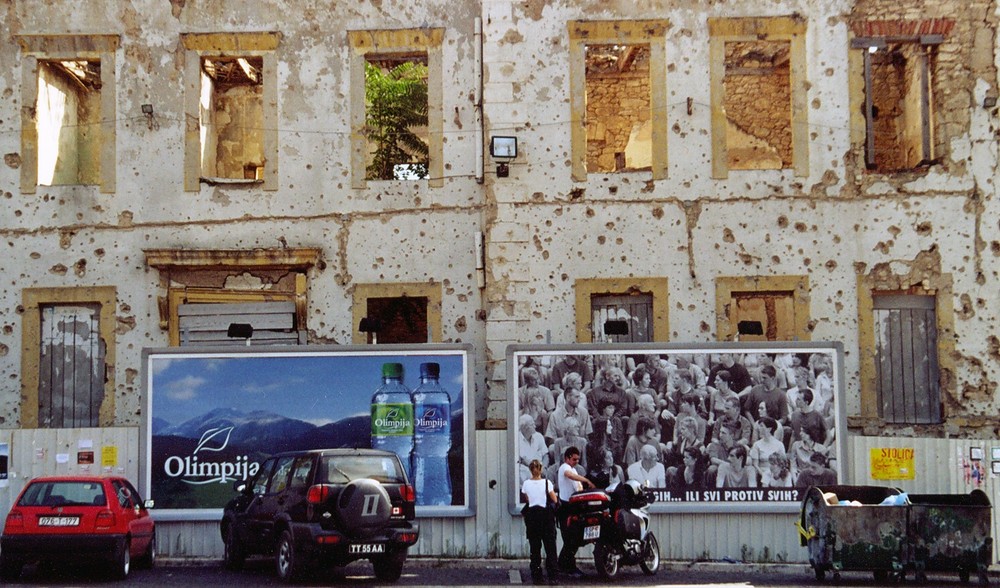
[723,41,793,168]
[585,53,651,172]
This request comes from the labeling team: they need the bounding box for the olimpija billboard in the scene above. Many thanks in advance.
[507,342,846,514]
[141,345,474,519]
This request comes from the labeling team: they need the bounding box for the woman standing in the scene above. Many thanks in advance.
[521,459,558,584]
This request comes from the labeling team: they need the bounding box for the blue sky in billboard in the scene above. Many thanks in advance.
[151,352,465,426]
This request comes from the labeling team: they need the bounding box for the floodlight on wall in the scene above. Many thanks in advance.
[489,136,517,178]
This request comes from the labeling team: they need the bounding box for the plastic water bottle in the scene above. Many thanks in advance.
[412,362,452,506]
[371,362,414,479]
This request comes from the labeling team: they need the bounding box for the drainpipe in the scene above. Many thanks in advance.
[474,17,484,184]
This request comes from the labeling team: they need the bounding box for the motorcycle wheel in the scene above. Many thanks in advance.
[639,532,660,575]
[594,541,620,579]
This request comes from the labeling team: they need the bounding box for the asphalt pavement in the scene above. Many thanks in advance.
[4,557,998,586]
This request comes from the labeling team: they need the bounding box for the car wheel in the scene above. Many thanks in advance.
[110,538,131,580]
[223,524,246,571]
[137,535,156,569]
[276,529,305,582]
[336,478,391,537]
[373,549,407,582]
[0,552,22,582]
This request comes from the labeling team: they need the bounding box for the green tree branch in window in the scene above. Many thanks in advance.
[365,61,429,180]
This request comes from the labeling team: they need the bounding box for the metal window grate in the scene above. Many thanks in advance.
[39,304,104,428]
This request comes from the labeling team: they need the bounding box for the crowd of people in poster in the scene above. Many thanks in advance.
[515,351,838,503]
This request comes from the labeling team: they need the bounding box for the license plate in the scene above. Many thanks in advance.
[348,543,385,554]
[583,525,600,540]
[38,516,80,527]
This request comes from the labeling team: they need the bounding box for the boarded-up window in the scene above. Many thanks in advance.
[364,297,429,344]
[591,294,652,343]
[178,301,302,346]
[873,294,942,423]
[39,304,105,428]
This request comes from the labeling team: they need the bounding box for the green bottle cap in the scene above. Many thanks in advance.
[382,362,403,378]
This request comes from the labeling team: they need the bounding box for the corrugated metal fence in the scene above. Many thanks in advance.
[1,429,998,564]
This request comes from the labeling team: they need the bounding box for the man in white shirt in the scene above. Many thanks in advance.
[556,447,594,576]
[626,443,666,487]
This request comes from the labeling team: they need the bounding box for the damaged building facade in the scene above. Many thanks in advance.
[1,0,1000,563]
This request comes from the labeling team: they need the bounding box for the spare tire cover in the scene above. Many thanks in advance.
[336,478,391,537]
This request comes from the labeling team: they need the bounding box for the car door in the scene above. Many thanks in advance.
[114,479,155,555]
[231,457,274,554]
[245,456,295,549]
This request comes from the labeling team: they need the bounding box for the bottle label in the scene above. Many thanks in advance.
[372,403,413,436]
[415,403,450,434]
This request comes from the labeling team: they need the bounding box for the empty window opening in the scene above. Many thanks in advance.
[585,43,651,173]
[723,40,791,170]
[591,293,653,343]
[729,290,797,341]
[199,56,264,181]
[861,41,937,171]
[39,304,105,428]
[873,293,942,424]
[364,55,429,181]
[365,296,429,343]
[36,60,102,186]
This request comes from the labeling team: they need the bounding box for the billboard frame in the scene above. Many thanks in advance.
[141,343,476,521]
[506,341,847,515]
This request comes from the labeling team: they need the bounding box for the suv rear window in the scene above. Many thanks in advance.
[18,481,106,507]
[320,456,404,484]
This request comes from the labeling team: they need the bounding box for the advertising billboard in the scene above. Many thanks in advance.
[507,342,845,514]
[142,345,474,519]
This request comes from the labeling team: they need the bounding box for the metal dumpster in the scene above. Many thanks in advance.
[798,485,908,582]
[907,489,992,585]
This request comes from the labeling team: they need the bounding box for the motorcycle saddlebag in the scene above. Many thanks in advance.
[614,508,642,540]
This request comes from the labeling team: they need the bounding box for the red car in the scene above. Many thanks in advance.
[0,475,155,581]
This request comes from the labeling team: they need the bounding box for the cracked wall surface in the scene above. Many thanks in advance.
[0,0,999,443]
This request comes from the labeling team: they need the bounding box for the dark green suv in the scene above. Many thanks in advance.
[220,448,419,582]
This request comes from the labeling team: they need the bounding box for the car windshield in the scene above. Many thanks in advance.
[19,481,106,507]
[321,456,404,484]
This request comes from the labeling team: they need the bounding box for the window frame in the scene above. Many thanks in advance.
[573,278,669,343]
[568,20,669,182]
[143,247,319,346]
[856,275,955,426]
[348,28,444,190]
[351,282,442,344]
[850,35,942,171]
[708,16,808,179]
[20,286,118,428]
[181,32,280,192]
[16,34,119,194]
[715,275,811,342]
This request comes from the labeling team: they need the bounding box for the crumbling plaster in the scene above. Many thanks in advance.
[0,0,998,438]
[479,0,1000,435]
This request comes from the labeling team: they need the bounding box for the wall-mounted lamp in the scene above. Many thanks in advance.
[489,136,517,178]
[984,91,998,109]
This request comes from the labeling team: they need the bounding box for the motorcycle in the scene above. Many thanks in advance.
[560,479,660,579]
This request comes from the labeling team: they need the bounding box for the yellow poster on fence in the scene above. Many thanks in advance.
[101,445,118,467]
[870,447,915,480]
